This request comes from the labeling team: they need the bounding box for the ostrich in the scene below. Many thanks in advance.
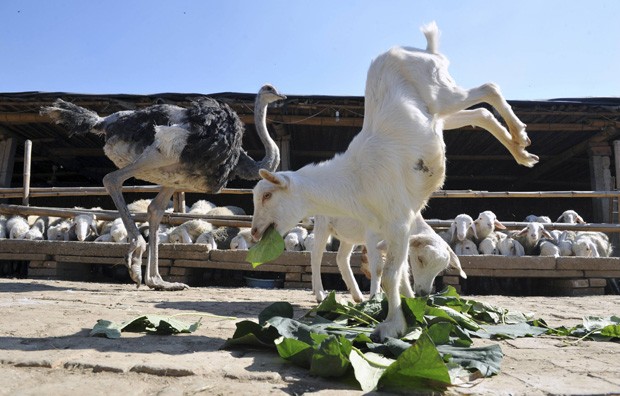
[42,84,286,290]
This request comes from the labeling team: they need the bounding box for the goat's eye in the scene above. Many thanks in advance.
[263,192,272,201]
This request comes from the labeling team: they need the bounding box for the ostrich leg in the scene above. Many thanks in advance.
[102,148,178,288]
[145,187,189,290]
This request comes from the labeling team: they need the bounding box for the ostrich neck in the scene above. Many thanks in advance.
[253,99,280,172]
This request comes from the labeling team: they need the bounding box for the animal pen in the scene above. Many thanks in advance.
[0,92,619,296]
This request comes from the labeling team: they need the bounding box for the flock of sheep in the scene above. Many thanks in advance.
[2,196,611,262]
[443,209,612,258]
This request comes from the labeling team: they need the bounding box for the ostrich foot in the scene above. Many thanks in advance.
[126,236,147,287]
[145,274,189,291]
[370,309,406,342]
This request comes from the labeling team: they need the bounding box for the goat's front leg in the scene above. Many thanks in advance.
[144,187,189,291]
[371,228,410,342]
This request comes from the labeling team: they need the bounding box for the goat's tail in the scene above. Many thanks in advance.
[40,99,103,136]
[421,21,440,54]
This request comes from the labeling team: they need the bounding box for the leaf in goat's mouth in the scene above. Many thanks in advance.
[245,225,285,268]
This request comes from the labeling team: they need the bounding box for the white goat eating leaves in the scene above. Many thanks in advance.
[251,22,537,341]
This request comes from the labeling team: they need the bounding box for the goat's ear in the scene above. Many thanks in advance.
[516,227,528,236]
[259,169,289,188]
[576,215,586,224]
[494,220,507,230]
[556,215,564,222]
[542,229,553,240]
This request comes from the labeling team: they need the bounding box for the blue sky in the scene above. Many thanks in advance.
[1,1,619,100]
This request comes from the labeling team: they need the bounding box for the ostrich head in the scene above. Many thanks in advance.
[233,84,287,180]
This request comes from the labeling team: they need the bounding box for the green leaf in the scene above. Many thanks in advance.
[426,305,480,331]
[437,344,503,377]
[275,337,314,368]
[89,319,123,338]
[474,323,548,340]
[601,324,620,338]
[245,225,285,267]
[258,302,294,325]
[427,322,454,345]
[379,332,451,392]
[267,316,323,345]
[222,320,280,349]
[403,296,427,325]
[310,335,352,378]
[350,349,394,392]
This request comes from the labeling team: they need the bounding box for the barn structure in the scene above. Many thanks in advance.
[0,91,619,295]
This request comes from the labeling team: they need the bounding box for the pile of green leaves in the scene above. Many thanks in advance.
[223,287,618,392]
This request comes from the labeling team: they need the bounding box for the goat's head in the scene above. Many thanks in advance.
[573,239,598,257]
[230,234,248,250]
[251,169,305,242]
[408,234,467,296]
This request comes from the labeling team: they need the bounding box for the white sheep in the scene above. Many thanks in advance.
[284,226,309,252]
[497,233,526,256]
[188,199,216,214]
[514,222,554,255]
[72,211,99,241]
[195,231,218,250]
[556,210,586,224]
[448,214,477,245]
[454,239,479,256]
[23,216,48,240]
[478,233,501,255]
[473,210,506,242]
[572,231,612,257]
[230,227,254,250]
[250,22,536,340]
[549,230,575,257]
[524,215,552,224]
[167,219,213,244]
[47,218,73,241]
[7,215,30,239]
[207,206,246,217]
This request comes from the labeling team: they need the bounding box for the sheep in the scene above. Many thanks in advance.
[196,226,240,250]
[188,199,216,214]
[23,216,48,240]
[549,230,575,257]
[473,210,506,242]
[47,218,73,241]
[284,226,309,252]
[230,228,255,250]
[72,211,99,241]
[478,233,501,255]
[556,210,585,224]
[454,239,479,256]
[250,22,536,340]
[514,222,554,255]
[497,233,525,256]
[572,231,612,257]
[524,215,552,224]
[447,214,477,245]
[7,215,30,239]
[167,219,213,244]
[206,206,246,217]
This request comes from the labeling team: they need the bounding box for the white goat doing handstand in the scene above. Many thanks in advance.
[250,22,537,340]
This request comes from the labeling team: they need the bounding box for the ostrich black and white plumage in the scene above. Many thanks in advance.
[41,84,286,290]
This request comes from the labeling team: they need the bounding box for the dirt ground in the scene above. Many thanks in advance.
[1,278,619,396]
